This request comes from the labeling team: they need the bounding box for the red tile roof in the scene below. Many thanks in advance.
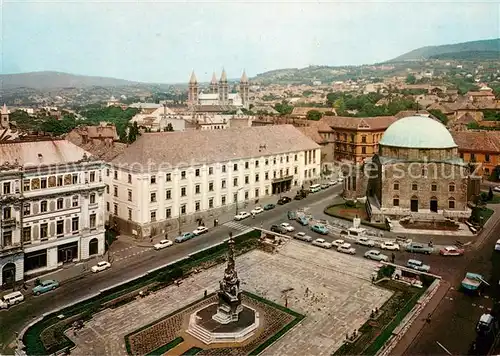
[451,131,500,153]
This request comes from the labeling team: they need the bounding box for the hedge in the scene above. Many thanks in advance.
[182,347,203,355]
[323,204,389,231]
[23,229,261,355]
[146,337,184,356]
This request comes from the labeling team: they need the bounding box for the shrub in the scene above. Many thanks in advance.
[345,200,356,208]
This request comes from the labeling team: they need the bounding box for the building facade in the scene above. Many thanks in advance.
[451,131,500,177]
[106,125,321,238]
[362,116,472,223]
[0,140,106,287]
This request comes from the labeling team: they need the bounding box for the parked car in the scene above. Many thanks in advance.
[494,186,500,193]
[406,259,430,272]
[91,261,111,273]
[296,216,309,226]
[337,243,356,255]
[270,224,284,233]
[32,279,59,295]
[380,241,400,251]
[154,239,173,250]
[331,239,345,248]
[193,226,209,235]
[439,246,465,256]
[1,291,24,307]
[357,237,375,247]
[0,298,8,309]
[277,196,292,205]
[405,242,433,254]
[251,206,264,215]
[321,184,330,189]
[338,176,344,182]
[312,238,332,249]
[495,239,500,251]
[293,232,313,242]
[287,211,297,220]
[175,232,196,243]
[328,180,337,186]
[263,203,275,210]
[280,222,295,232]
[364,250,389,262]
[234,212,251,221]
[311,224,329,235]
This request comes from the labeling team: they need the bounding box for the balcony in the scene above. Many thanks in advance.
[1,218,16,228]
[0,242,22,255]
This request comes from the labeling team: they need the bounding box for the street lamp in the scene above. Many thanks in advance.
[235,187,244,215]
[178,209,182,235]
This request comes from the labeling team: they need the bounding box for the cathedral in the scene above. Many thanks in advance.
[188,70,250,109]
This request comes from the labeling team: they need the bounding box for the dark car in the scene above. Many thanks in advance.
[270,224,284,233]
[277,196,292,205]
[264,203,275,210]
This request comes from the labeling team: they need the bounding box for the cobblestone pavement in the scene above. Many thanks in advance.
[67,240,392,356]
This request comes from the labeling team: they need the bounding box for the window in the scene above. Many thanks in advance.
[294,154,298,161]
[106,185,110,194]
[2,230,12,246]
[209,182,214,191]
[114,171,118,179]
[40,223,48,239]
[114,203,118,215]
[55,198,63,210]
[222,180,226,189]
[245,176,249,184]
[255,188,259,197]
[90,171,96,182]
[448,198,455,209]
[233,163,238,171]
[150,211,157,222]
[114,186,118,197]
[23,179,30,192]
[23,227,31,243]
[244,191,249,200]
[127,190,132,201]
[128,209,132,220]
[181,187,186,196]
[245,162,249,169]
[233,177,238,187]
[471,153,476,160]
[3,182,10,194]
[286,155,289,163]
[90,193,96,204]
[280,156,283,163]
[294,167,298,174]
[166,208,171,218]
[361,135,366,143]
[255,160,259,168]
[57,176,63,186]
[221,196,226,205]
[273,171,277,179]
[265,159,269,165]
[411,183,418,191]
[106,202,110,212]
[361,147,366,154]
[106,169,110,177]
[3,207,11,219]
[166,173,171,182]
[150,192,157,202]
[449,184,455,192]
[195,184,201,194]
[273,158,276,165]
[265,172,269,180]
[255,173,260,182]
[40,200,48,213]
[57,220,64,236]
[209,167,213,175]
[431,184,437,192]
[265,187,269,195]
[393,197,399,207]
[393,183,399,190]
[195,201,201,211]
[23,203,31,216]
[209,198,214,209]
[72,217,79,232]
[486,154,490,162]
[180,204,186,214]
[90,214,96,229]
[72,195,79,207]
[166,190,171,200]
[128,174,132,183]
[41,178,47,189]
[286,168,289,176]
[222,165,226,173]
[195,169,200,177]
[181,171,186,179]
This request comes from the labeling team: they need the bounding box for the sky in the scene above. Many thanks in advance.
[1,0,499,83]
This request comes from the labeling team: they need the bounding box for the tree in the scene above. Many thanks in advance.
[306,110,322,121]
[274,101,293,116]
[165,123,174,132]
[406,74,417,84]
[127,122,140,143]
[488,187,494,201]
[428,109,449,125]
[333,98,346,113]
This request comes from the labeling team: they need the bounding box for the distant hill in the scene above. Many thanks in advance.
[0,71,142,90]
[388,38,500,62]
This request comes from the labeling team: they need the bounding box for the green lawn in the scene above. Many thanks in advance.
[324,203,388,230]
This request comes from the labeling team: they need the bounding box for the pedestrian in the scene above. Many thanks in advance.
[426,313,431,323]
[391,253,395,263]
[214,219,216,227]
[204,290,207,298]
[165,232,168,239]
[150,237,153,243]
[215,219,219,227]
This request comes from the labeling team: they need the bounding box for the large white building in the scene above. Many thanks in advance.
[106,125,321,238]
[0,140,106,287]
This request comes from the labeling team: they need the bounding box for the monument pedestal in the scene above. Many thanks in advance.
[212,302,243,324]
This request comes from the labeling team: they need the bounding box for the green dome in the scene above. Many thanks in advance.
[379,116,457,149]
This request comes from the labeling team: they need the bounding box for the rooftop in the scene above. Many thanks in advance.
[111,125,320,171]
[320,115,398,131]
[451,131,500,153]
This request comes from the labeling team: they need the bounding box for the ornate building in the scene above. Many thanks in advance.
[350,116,476,223]
[188,70,250,109]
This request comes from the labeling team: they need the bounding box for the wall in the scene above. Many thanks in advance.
[460,151,499,177]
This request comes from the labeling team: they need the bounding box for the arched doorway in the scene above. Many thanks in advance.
[2,263,16,287]
[89,238,98,256]
[410,196,419,212]
[430,197,438,213]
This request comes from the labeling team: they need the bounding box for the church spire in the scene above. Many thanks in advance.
[211,72,217,84]
[220,68,227,82]
[240,70,248,83]
[1,104,8,114]
[189,71,197,84]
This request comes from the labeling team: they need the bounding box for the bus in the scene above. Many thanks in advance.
[309,184,321,193]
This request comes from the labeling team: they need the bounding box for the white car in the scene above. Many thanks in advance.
[337,243,356,255]
[357,237,375,247]
[364,250,389,262]
[0,299,8,309]
[193,226,209,235]
[312,238,332,249]
[234,212,250,221]
[280,222,295,232]
[380,241,400,251]
[91,261,111,273]
[328,181,338,186]
[338,176,344,182]
[493,186,500,193]
[251,206,264,215]
[293,232,313,242]
[154,239,173,250]
[331,239,345,248]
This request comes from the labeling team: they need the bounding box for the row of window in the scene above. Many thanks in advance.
[460,152,491,162]
[394,182,456,192]
[392,197,457,209]
[335,133,383,143]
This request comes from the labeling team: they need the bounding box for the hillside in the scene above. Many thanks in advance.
[389,38,500,62]
[0,71,142,90]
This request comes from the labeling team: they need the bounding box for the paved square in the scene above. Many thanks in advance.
[68,240,393,356]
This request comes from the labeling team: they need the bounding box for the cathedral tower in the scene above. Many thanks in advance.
[218,69,229,106]
[188,71,199,106]
[210,72,218,94]
[239,71,249,109]
[1,104,9,129]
